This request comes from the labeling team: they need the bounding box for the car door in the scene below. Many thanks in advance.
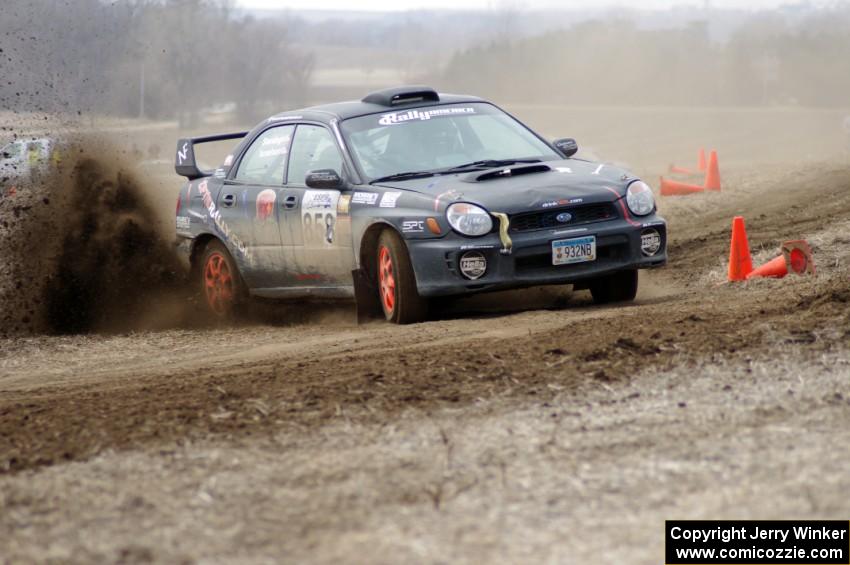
[221,124,295,289]
[283,123,354,286]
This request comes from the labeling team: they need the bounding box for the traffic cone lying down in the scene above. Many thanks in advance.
[660,150,721,196]
[746,240,816,280]
[668,148,707,175]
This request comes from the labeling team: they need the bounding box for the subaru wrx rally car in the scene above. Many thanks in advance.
[174,86,667,323]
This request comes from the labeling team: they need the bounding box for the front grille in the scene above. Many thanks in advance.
[510,203,618,233]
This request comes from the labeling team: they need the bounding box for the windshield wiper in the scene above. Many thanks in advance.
[369,170,436,184]
[437,158,542,174]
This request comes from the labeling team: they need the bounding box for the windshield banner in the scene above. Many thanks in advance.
[378,107,476,126]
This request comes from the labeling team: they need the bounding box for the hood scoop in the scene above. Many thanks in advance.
[463,163,552,183]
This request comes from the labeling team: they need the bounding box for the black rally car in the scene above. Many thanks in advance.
[174,86,666,323]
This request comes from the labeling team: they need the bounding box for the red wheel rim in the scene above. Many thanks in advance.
[378,246,396,315]
[203,252,234,316]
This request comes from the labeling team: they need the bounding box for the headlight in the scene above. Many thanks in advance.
[446,203,493,237]
[626,180,655,216]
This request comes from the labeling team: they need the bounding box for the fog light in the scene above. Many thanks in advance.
[641,228,661,256]
[459,251,487,280]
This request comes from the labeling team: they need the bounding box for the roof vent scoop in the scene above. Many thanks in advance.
[362,86,440,107]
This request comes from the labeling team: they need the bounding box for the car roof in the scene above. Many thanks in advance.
[266,87,487,123]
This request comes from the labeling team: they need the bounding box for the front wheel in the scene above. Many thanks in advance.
[589,269,638,305]
[198,240,244,320]
[376,230,427,324]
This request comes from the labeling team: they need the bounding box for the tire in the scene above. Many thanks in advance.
[198,240,245,320]
[589,269,638,305]
[376,230,427,324]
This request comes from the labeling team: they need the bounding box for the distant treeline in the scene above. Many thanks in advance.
[438,9,850,107]
[0,0,313,124]
[2,1,848,122]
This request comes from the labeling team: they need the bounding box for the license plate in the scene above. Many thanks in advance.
[552,236,596,265]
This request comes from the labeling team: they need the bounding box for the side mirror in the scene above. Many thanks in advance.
[553,138,578,158]
[305,169,344,189]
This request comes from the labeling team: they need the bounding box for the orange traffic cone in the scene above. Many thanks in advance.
[745,240,815,280]
[728,216,753,281]
[704,150,721,191]
[783,240,815,275]
[669,164,694,175]
[746,255,787,279]
[668,149,706,176]
[660,176,705,196]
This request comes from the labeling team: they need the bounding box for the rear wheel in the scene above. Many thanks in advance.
[199,240,244,320]
[376,230,427,324]
[589,269,638,304]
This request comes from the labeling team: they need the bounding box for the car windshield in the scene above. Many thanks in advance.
[340,102,561,182]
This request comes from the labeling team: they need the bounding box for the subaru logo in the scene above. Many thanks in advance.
[555,212,573,223]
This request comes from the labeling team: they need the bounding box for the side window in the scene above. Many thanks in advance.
[234,125,294,185]
[287,125,343,186]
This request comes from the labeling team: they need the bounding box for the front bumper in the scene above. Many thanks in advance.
[407,217,667,297]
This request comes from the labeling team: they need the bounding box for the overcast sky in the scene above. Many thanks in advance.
[237,0,831,11]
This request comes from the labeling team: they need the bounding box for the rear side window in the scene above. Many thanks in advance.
[234,125,295,185]
[1,141,23,159]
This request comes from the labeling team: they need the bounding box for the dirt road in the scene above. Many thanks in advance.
[0,161,849,563]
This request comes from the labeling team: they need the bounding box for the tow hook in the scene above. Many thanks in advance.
[491,212,513,255]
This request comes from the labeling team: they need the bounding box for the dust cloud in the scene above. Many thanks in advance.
[0,138,189,336]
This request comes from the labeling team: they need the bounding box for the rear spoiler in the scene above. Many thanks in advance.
[175,131,249,180]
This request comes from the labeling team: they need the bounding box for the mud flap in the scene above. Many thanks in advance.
[352,268,382,324]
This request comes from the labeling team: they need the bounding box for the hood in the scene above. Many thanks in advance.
[373,159,635,214]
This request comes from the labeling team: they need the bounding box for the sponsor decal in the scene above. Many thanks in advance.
[337,194,351,215]
[262,134,290,147]
[460,244,495,250]
[378,107,476,126]
[267,115,303,123]
[196,179,253,264]
[379,191,402,208]
[555,167,572,173]
[176,215,191,231]
[256,189,276,221]
[259,148,288,159]
[213,168,226,178]
[177,141,189,165]
[223,154,234,167]
[258,133,291,159]
[302,189,340,246]
[641,221,664,228]
[303,190,334,209]
[541,197,583,209]
[459,251,487,280]
[351,192,378,205]
[402,220,424,233]
[641,228,662,256]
